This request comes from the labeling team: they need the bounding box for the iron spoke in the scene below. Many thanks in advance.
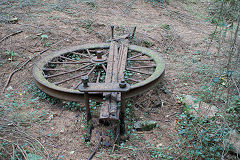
[73,81,82,89]
[48,61,90,64]
[86,49,92,57]
[42,68,67,72]
[127,53,143,60]
[128,65,156,69]
[96,71,101,83]
[54,73,87,85]
[87,65,96,76]
[101,64,107,73]
[126,68,152,75]
[71,51,91,59]
[44,63,93,78]
[59,55,78,62]
[127,78,140,82]
[127,58,153,61]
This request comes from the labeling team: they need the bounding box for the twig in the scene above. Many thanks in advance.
[0,30,23,43]
[232,76,240,95]
[2,38,68,93]
[88,137,103,160]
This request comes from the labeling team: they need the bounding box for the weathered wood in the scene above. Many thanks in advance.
[118,39,129,81]
[78,83,130,92]
[99,40,129,120]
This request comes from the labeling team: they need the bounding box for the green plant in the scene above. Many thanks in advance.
[161,24,170,30]
[175,113,230,159]
[85,1,97,9]
[144,0,168,7]
[226,96,240,132]
[5,50,19,61]
[81,19,93,33]
[40,34,48,47]
[143,40,153,48]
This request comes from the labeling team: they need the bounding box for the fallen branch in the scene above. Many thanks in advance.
[2,38,68,93]
[88,137,102,160]
[0,30,23,43]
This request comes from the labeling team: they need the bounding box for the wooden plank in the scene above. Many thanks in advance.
[118,39,129,81]
[99,95,119,120]
[99,100,110,119]
[105,41,118,83]
[99,39,129,121]
[100,41,116,120]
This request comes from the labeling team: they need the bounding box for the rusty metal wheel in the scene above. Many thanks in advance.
[33,43,165,102]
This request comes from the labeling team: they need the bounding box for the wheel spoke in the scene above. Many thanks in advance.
[73,81,82,89]
[128,65,156,69]
[127,53,143,60]
[54,73,87,85]
[86,49,92,57]
[86,65,96,76]
[96,71,101,83]
[44,63,93,78]
[42,68,67,72]
[48,61,90,64]
[127,58,153,61]
[101,64,107,72]
[126,68,152,75]
[71,51,91,59]
[59,55,78,62]
[127,78,141,83]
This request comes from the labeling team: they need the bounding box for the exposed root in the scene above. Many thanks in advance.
[0,30,23,43]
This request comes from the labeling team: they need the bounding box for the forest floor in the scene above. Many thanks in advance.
[0,0,230,159]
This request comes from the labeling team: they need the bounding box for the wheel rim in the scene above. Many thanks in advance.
[33,43,165,102]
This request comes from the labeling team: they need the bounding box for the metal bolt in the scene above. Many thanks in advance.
[81,76,89,88]
[96,51,103,59]
[111,25,114,39]
[119,79,126,88]
[132,26,136,39]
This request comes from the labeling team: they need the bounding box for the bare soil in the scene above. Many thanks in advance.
[0,0,217,159]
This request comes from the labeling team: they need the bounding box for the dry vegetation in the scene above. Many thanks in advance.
[0,0,239,159]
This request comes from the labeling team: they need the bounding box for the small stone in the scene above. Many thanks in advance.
[60,128,64,133]
[134,120,157,131]
[69,151,75,155]
[9,18,18,24]
[48,115,54,120]
[157,143,163,148]
[181,95,218,118]
[6,86,13,91]
[75,113,79,118]
[103,141,111,147]
[227,130,240,154]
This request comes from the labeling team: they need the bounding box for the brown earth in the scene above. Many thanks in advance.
[0,0,219,159]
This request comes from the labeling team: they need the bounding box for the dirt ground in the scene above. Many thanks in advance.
[0,0,218,159]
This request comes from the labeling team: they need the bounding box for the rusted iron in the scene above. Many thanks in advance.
[111,25,114,39]
[129,65,156,69]
[44,63,93,78]
[48,61,90,64]
[70,51,91,58]
[126,68,152,75]
[54,73,87,85]
[127,53,143,60]
[127,58,153,61]
[33,44,165,101]
[59,55,78,62]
